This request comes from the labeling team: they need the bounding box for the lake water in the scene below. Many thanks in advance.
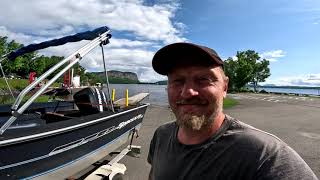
[105,84,320,107]
[105,84,168,106]
[1,84,319,106]
[108,84,320,106]
[0,84,169,106]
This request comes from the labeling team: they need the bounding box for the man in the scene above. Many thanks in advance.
[148,42,318,180]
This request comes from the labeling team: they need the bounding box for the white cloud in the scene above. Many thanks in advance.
[81,47,156,81]
[137,67,167,82]
[260,50,286,62]
[0,0,186,82]
[262,74,320,87]
[38,40,88,57]
[0,26,43,44]
[81,48,154,70]
[36,38,161,82]
[0,0,186,43]
[308,74,320,80]
[37,25,75,37]
[108,38,154,48]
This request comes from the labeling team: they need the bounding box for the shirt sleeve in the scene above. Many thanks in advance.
[255,144,318,180]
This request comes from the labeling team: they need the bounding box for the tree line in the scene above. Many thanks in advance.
[0,36,83,79]
[0,36,271,90]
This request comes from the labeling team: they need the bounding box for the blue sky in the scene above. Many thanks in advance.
[0,0,319,85]
[176,0,320,86]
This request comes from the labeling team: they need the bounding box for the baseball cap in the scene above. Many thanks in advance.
[152,42,224,75]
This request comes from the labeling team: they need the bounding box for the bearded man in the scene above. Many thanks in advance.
[147,42,318,180]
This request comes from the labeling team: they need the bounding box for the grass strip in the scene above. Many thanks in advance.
[0,95,51,105]
[223,97,238,108]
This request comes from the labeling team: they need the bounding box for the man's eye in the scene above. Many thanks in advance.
[173,79,183,83]
[199,77,212,83]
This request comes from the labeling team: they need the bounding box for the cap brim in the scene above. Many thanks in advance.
[152,42,223,75]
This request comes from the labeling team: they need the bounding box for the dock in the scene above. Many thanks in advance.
[114,93,150,107]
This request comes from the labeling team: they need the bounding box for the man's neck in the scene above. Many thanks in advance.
[177,113,225,145]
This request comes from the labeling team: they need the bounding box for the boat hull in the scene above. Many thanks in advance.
[0,104,148,179]
[35,124,141,180]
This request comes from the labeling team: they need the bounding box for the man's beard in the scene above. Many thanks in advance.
[173,98,221,131]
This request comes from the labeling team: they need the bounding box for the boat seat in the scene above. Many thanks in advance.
[42,112,72,123]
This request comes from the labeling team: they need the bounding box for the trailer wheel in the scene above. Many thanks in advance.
[112,173,124,180]
[107,173,124,180]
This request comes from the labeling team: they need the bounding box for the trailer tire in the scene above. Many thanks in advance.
[109,173,124,180]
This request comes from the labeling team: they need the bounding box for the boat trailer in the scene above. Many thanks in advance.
[83,145,141,180]
[65,128,142,180]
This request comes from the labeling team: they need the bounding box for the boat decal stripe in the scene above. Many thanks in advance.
[48,124,118,156]
[0,154,50,170]
[0,103,149,146]
[95,88,103,112]
[101,91,107,106]
[25,125,141,179]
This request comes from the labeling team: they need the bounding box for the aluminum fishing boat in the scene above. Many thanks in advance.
[0,26,149,179]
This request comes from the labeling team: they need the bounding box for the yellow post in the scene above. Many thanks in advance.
[125,89,129,107]
[112,89,115,102]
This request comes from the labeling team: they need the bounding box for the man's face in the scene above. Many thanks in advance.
[167,65,228,131]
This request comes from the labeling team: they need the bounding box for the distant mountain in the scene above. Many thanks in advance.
[247,84,276,87]
[247,84,320,89]
[260,84,276,87]
[90,70,140,84]
[155,80,167,85]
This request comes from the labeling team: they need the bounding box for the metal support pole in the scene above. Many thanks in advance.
[100,44,115,113]
[0,63,15,99]
[129,128,136,150]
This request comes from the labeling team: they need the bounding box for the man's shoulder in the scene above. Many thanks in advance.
[225,115,286,153]
[225,116,318,179]
[223,116,303,172]
[154,121,177,135]
[227,115,282,140]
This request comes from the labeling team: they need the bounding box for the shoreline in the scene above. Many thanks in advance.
[229,91,320,98]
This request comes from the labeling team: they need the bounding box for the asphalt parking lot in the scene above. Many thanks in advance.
[117,93,320,179]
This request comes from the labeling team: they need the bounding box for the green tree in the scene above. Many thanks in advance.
[30,55,46,75]
[0,37,8,55]
[1,37,14,74]
[224,50,270,92]
[251,59,270,92]
[224,57,237,91]
[0,37,36,77]
[235,50,257,90]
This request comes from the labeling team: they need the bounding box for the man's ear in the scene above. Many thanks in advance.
[223,77,229,98]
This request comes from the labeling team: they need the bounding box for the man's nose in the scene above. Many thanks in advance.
[181,82,199,98]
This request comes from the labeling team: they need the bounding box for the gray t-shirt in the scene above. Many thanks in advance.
[148,115,318,180]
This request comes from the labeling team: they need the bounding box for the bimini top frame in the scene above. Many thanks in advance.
[0,27,112,135]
